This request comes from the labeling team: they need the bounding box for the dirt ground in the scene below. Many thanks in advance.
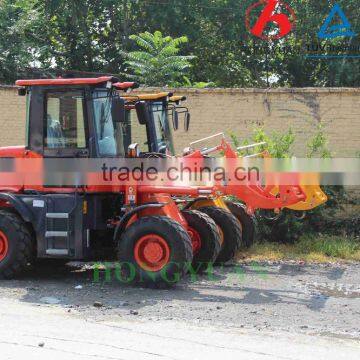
[0,260,359,339]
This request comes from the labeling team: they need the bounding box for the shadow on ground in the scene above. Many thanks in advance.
[0,260,352,315]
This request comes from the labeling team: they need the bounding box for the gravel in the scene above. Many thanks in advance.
[0,259,359,340]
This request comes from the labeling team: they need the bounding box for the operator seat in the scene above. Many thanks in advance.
[46,114,65,148]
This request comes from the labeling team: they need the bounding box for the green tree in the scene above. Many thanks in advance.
[306,124,332,158]
[0,0,40,83]
[232,127,295,158]
[0,0,359,87]
[123,31,195,86]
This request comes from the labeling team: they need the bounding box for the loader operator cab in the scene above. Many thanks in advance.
[17,76,133,159]
[121,91,190,156]
[143,98,175,155]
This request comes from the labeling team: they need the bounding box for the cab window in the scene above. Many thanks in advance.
[45,91,86,149]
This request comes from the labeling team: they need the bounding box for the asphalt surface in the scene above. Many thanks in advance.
[0,260,359,359]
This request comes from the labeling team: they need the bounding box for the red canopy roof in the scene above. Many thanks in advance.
[15,76,115,87]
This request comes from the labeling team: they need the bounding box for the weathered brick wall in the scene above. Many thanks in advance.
[148,87,360,157]
[1,85,359,157]
[0,86,26,146]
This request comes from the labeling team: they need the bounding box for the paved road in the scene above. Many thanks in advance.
[0,261,359,359]
[1,298,359,360]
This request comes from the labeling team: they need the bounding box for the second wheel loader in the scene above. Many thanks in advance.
[120,91,249,262]
[120,89,328,260]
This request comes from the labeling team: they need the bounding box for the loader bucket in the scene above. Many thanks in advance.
[270,173,328,211]
[287,184,328,210]
[239,144,328,211]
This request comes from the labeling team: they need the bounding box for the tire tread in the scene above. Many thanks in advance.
[0,210,34,279]
[199,207,242,264]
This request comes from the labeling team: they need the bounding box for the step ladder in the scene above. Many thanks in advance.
[44,196,77,257]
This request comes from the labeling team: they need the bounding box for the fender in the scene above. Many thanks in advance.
[0,193,33,222]
[183,197,209,210]
[184,197,229,211]
[113,203,166,241]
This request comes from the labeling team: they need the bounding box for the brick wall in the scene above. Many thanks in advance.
[1,85,359,157]
[151,87,360,157]
[0,86,26,147]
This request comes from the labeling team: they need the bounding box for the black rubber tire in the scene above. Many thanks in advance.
[198,207,242,264]
[0,210,35,279]
[181,210,221,272]
[117,216,193,288]
[224,201,256,249]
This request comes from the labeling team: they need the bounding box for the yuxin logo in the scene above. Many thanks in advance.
[318,3,357,39]
[245,0,296,41]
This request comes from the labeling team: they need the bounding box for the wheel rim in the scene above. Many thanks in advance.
[188,227,202,255]
[0,230,9,262]
[134,234,170,272]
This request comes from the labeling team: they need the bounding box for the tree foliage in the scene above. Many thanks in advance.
[231,127,353,243]
[0,0,359,87]
[0,0,40,82]
[123,31,194,86]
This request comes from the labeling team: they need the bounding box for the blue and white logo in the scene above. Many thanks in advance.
[318,3,356,39]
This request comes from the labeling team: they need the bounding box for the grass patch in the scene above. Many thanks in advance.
[239,235,360,263]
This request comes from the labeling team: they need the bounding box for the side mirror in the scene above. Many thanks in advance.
[111,97,125,123]
[135,101,150,125]
[184,112,191,132]
[172,108,179,130]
